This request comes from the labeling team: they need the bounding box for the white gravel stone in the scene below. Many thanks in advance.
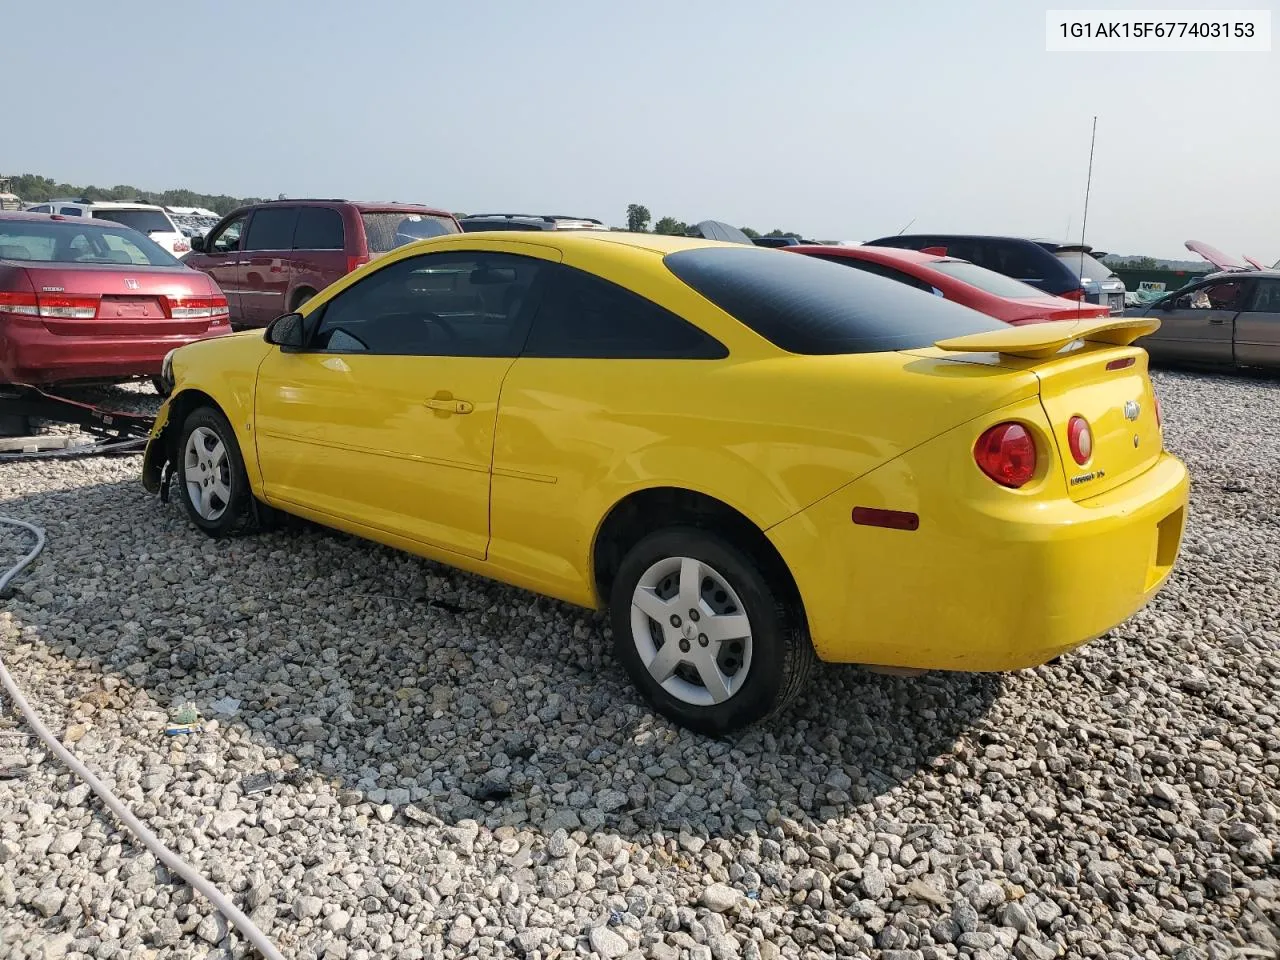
[589,923,630,959]
[0,374,1276,958]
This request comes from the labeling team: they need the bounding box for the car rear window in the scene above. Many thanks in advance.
[0,221,180,266]
[1054,250,1115,283]
[90,209,175,235]
[927,259,1050,298]
[361,212,458,253]
[663,246,1006,355]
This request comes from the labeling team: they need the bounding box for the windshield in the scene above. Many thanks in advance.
[361,212,458,253]
[928,259,1051,299]
[0,220,181,266]
[91,208,176,235]
[664,246,1005,355]
[1054,250,1116,283]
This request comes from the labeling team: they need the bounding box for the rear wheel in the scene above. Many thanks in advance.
[610,527,814,735]
[175,406,252,537]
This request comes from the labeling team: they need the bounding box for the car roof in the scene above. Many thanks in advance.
[876,233,1072,246]
[0,210,62,222]
[793,244,943,265]
[1202,267,1280,281]
[419,229,722,257]
[462,214,604,224]
[40,199,168,210]
[236,198,455,218]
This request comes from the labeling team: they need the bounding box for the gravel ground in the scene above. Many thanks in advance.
[0,371,1277,960]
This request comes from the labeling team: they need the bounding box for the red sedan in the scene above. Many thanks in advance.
[0,212,231,386]
[787,244,1110,325]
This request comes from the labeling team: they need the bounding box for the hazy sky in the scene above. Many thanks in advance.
[7,1,1276,260]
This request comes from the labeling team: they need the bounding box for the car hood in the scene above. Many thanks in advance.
[1185,239,1248,273]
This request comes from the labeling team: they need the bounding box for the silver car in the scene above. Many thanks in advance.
[1126,269,1280,371]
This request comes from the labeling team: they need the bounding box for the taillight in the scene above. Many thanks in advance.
[1059,288,1086,302]
[38,295,99,319]
[347,255,370,274]
[0,292,99,318]
[0,291,39,316]
[174,239,191,253]
[974,422,1037,488]
[165,296,228,319]
[1067,415,1093,465]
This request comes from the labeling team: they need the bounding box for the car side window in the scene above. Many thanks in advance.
[940,239,986,268]
[28,205,52,214]
[991,242,1043,281]
[310,251,544,357]
[1188,279,1248,311]
[293,207,345,250]
[207,215,247,254]
[1246,279,1280,313]
[523,263,727,359]
[811,255,936,294]
[59,206,83,217]
[244,207,299,251]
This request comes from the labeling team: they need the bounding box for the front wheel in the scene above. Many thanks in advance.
[610,527,814,735]
[175,406,252,537]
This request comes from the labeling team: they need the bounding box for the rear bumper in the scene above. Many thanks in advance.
[0,315,230,384]
[769,443,1189,672]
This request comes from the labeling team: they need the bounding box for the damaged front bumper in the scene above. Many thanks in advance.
[141,401,173,498]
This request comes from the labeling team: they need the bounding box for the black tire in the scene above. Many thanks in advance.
[610,526,815,735]
[290,288,316,311]
[150,376,170,398]
[175,406,253,537]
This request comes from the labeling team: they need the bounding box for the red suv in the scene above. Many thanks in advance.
[184,200,460,328]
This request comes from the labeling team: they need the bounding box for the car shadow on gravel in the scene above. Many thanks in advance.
[1,476,1004,842]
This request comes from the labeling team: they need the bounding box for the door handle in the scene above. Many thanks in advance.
[1209,317,1226,324]
[424,396,473,414]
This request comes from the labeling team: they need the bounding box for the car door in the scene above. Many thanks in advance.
[288,205,347,309]
[240,206,299,327]
[488,261,730,598]
[253,244,556,560]
[1143,277,1249,366]
[1234,278,1280,370]
[194,214,248,324]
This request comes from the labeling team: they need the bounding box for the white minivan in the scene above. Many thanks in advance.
[23,199,191,257]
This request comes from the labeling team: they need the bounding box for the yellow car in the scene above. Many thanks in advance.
[143,232,1189,734]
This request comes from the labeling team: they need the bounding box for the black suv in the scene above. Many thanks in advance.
[458,214,607,233]
[864,234,1127,314]
[751,236,820,248]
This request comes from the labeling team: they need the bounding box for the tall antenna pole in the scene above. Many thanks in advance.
[1080,116,1097,251]
[1077,116,1098,316]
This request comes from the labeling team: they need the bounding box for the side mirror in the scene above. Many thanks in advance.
[190,235,206,253]
[265,312,306,351]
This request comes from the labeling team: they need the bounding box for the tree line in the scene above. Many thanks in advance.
[625,204,804,240]
[6,173,262,216]
[5,177,809,238]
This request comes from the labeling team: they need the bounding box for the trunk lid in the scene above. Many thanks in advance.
[1033,347,1161,500]
[927,316,1164,501]
[21,263,221,338]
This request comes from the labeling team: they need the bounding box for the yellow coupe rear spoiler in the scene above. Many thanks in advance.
[934,316,1162,360]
